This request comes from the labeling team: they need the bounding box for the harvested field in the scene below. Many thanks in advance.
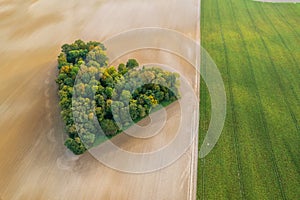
[0,0,200,199]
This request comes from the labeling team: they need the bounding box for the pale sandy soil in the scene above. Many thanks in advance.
[0,0,200,199]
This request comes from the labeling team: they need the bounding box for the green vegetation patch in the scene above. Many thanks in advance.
[56,40,180,155]
[198,0,300,199]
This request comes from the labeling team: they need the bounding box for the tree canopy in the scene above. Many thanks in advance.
[56,40,180,155]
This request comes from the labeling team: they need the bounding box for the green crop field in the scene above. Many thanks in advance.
[198,0,300,199]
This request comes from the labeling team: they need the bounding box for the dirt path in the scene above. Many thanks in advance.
[0,0,200,199]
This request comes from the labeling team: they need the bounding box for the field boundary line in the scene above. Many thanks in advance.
[198,0,206,198]
[199,64,207,200]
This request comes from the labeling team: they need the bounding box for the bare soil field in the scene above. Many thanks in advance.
[0,0,200,199]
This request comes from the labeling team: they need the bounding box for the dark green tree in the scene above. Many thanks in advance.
[118,63,128,75]
[126,59,139,69]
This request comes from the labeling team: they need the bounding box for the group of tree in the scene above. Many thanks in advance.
[56,40,180,155]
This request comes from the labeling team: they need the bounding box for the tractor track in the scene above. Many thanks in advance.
[215,0,246,199]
